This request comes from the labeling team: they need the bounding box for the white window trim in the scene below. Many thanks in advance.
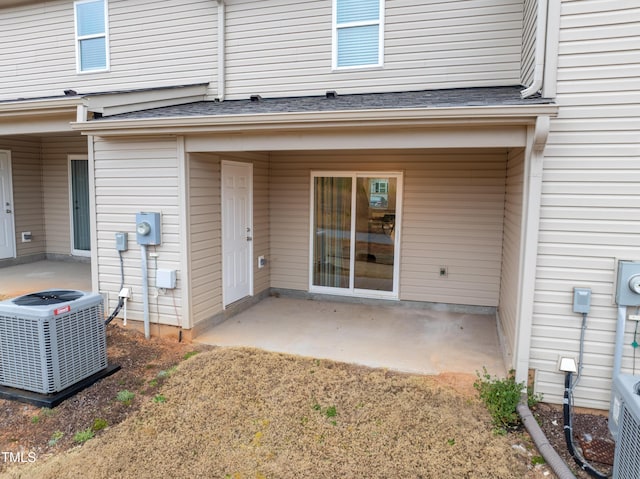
[74,0,110,74]
[308,170,402,300]
[332,0,385,70]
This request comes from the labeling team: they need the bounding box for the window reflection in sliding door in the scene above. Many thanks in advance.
[313,176,352,288]
[354,177,396,291]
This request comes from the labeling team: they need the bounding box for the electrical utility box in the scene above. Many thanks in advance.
[115,232,128,252]
[616,261,640,307]
[135,212,161,245]
[573,288,592,314]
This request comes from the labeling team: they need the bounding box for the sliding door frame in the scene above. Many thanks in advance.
[308,170,403,300]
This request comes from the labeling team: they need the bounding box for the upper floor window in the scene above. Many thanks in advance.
[74,0,109,73]
[333,0,384,69]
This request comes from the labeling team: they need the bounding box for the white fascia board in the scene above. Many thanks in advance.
[0,0,41,7]
[0,97,83,118]
[72,104,559,137]
[0,98,82,134]
[84,84,209,116]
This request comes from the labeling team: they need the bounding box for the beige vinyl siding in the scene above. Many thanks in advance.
[41,135,88,256]
[0,137,45,258]
[93,136,183,327]
[270,149,507,307]
[520,0,536,86]
[497,148,525,366]
[187,153,222,325]
[224,0,523,99]
[186,151,269,326]
[0,0,216,102]
[530,1,640,410]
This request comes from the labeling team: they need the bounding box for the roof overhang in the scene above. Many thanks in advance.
[83,83,208,117]
[0,0,41,7]
[0,97,82,135]
[72,104,559,138]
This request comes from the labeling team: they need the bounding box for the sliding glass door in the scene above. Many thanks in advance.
[311,172,401,298]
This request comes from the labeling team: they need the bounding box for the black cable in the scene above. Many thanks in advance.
[105,250,126,326]
[104,297,124,325]
[563,372,610,479]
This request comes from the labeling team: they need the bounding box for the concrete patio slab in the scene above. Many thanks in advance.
[195,296,506,376]
[0,260,92,299]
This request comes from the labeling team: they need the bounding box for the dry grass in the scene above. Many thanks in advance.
[5,348,527,479]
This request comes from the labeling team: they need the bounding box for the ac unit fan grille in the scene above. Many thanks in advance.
[615,404,640,478]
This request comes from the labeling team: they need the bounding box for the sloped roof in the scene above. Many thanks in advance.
[98,86,553,120]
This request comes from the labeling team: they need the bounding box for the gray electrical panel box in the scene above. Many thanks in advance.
[135,212,161,245]
[616,261,640,307]
[573,287,592,314]
[115,232,128,252]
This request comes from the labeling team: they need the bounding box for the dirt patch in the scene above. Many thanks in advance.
[531,402,614,478]
[0,325,207,475]
[0,324,612,478]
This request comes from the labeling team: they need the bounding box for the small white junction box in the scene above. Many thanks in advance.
[156,269,177,289]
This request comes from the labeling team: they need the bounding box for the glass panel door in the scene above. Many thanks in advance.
[354,177,396,292]
[71,159,91,254]
[311,172,400,298]
[313,176,352,288]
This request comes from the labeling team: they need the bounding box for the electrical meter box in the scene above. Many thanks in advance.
[136,212,161,245]
[616,261,640,306]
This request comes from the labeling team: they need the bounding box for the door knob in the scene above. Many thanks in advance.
[5,209,11,214]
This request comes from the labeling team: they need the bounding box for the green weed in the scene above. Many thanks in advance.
[48,431,64,447]
[92,418,108,431]
[473,367,542,434]
[73,428,95,444]
[116,389,135,405]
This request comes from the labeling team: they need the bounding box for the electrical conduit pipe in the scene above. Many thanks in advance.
[141,243,150,339]
[517,401,577,479]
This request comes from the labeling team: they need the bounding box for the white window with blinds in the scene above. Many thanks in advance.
[74,0,109,73]
[333,0,384,69]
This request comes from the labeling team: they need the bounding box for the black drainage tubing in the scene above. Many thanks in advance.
[563,372,610,479]
[517,401,577,479]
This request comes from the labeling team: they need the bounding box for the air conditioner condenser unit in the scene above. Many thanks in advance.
[0,290,108,395]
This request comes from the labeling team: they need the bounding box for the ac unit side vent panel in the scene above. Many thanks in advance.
[615,405,640,478]
[0,291,106,394]
[612,374,640,479]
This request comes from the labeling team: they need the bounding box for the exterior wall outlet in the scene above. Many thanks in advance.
[258,255,266,269]
[21,232,32,242]
[439,266,448,278]
[558,356,577,373]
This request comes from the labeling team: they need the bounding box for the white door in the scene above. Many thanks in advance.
[0,151,16,259]
[222,161,253,306]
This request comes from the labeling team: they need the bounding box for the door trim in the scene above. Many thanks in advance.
[0,150,16,260]
[221,160,254,307]
[68,155,91,257]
